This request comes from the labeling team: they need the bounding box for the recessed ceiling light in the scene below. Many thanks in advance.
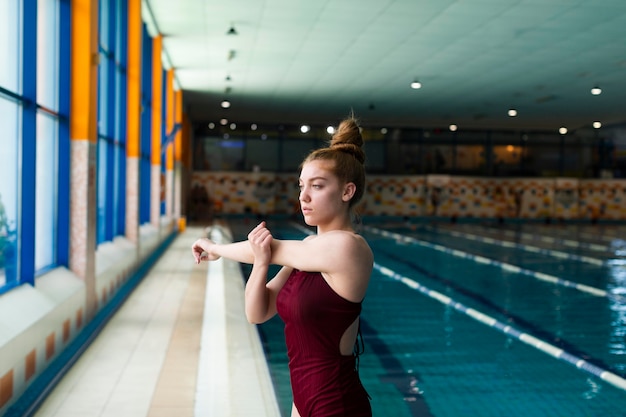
[251,124,257,131]
[327,126,335,134]
[300,125,310,133]
[591,86,602,95]
[559,127,568,135]
[449,124,457,132]
[593,121,602,129]
[410,80,422,89]
[220,118,228,125]
[221,99,231,109]
[508,109,518,117]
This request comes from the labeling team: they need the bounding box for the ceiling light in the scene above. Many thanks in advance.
[227,24,238,35]
[559,127,568,135]
[591,86,602,95]
[410,79,422,89]
[300,125,310,134]
[221,99,231,109]
[230,123,236,130]
[327,126,335,134]
[220,118,228,125]
[208,122,215,129]
[251,124,257,131]
[381,128,388,134]
[508,109,517,117]
[593,121,602,129]
[449,124,457,132]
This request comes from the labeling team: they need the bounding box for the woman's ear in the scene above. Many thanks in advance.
[342,182,356,202]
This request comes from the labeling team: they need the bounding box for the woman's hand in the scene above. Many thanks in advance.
[248,222,273,266]
[191,238,221,264]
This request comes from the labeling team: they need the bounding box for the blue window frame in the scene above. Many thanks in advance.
[96,0,127,244]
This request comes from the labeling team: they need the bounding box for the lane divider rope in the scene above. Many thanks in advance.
[372,262,626,392]
[421,225,604,266]
[468,224,610,252]
[364,226,626,304]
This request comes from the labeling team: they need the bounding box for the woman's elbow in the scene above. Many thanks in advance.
[245,310,267,324]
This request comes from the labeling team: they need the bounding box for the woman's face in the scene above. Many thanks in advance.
[298,159,347,227]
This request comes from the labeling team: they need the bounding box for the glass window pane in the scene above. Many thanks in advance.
[0,0,20,92]
[281,139,316,172]
[363,141,385,172]
[37,0,59,110]
[246,138,278,172]
[35,112,58,271]
[0,98,20,288]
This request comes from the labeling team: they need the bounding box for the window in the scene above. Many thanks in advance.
[35,0,61,273]
[0,0,21,292]
[0,99,20,290]
[139,24,153,224]
[96,0,126,243]
[0,0,20,92]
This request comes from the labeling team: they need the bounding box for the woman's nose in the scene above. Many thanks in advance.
[299,188,309,202]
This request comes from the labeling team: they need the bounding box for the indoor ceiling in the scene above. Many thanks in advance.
[146,0,626,132]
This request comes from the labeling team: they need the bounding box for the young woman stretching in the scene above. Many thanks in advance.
[191,117,373,416]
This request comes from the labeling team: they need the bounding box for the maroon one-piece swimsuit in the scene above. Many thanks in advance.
[276,269,371,417]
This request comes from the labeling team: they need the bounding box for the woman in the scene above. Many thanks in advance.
[191,117,373,417]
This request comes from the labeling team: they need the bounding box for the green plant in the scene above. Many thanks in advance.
[0,193,10,268]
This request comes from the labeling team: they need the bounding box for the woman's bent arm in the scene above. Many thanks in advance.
[245,223,272,323]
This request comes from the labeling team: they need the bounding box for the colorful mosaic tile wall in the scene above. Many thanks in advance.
[190,172,626,220]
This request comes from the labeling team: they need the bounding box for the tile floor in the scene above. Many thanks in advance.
[33,226,281,417]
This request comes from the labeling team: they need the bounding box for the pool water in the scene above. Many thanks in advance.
[233,219,626,416]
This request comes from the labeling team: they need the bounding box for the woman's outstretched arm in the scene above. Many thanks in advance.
[191,235,254,264]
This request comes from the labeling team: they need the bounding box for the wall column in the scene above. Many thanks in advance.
[150,35,163,229]
[174,89,183,228]
[125,0,142,244]
[70,0,98,319]
[165,69,174,221]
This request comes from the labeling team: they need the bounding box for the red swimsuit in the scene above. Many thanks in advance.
[276,269,371,417]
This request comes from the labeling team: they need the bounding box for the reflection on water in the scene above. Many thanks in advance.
[582,378,601,400]
[607,261,626,367]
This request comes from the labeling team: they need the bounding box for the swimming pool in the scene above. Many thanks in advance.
[233,218,626,416]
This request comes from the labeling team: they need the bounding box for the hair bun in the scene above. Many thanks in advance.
[330,118,365,164]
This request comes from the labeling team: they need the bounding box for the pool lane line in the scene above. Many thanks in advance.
[422,225,605,266]
[481,224,610,252]
[375,247,620,377]
[373,262,626,392]
[364,226,626,305]
[520,224,626,245]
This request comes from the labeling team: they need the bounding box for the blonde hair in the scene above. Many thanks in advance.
[301,117,366,209]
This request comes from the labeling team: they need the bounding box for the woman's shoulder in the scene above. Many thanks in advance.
[317,230,372,259]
